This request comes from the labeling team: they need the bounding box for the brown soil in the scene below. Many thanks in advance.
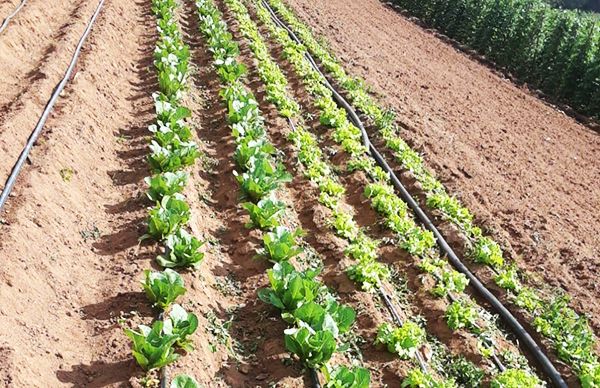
[1,0,598,385]
[281,0,600,332]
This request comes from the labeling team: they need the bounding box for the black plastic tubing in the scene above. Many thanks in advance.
[0,0,106,212]
[0,0,27,34]
[262,1,567,386]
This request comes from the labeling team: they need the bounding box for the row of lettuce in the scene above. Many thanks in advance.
[123,0,204,386]
[252,0,544,386]
[195,0,370,386]
[224,0,541,386]
[223,0,448,385]
[264,0,599,385]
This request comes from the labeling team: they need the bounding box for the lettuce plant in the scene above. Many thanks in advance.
[323,365,370,388]
[171,375,199,388]
[146,195,190,240]
[259,226,303,262]
[234,157,292,202]
[490,368,541,388]
[148,140,200,173]
[470,236,504,268]
[145,171,189,202]
[284,326,336,369]
[258,261,323,313]
[292,300,355,338]
[446,299,479,331]
[124,320,180,371]
[142,269,187,309]
[375,322,425,359]
[401,368,457,388]
[432,270,469,298]
[234,138,275,169]
[157,228,204,269]
[242,197,286,230]
[149,121,193,147]
[166,304,198,352]
[154,96,191,126]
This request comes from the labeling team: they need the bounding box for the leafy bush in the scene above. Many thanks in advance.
[390,0,600,118]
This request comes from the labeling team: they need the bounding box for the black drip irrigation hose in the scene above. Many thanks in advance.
[263,2,566,387]
[309,367,321,388]
[0,0,27,34]
[157,311,169,388]
[0,0,105,213]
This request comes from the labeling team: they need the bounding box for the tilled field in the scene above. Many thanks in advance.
[0,0,598,387]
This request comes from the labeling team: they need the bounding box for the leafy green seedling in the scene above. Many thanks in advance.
[145,171,189,202]
[124,320,179,371]
[166,304,198,352]
[146,195,191,241]
[157,228,204,269]
[242,197,286,230]
[142,269,186,310]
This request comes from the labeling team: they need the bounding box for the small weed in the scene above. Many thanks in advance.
[205,310,241,360]
[80,224,100,242]
[200,153,218,171]
[341,330,366,364]
[213,273,242,297]
[115,133,131,144]
[60,168,74,182]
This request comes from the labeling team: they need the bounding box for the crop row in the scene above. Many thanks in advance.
[222,0,544,385]
[265,0,600,385]
[250,0,547,385]
[122,0,204,386]
[222,0,465,385]
[194,0,371,385]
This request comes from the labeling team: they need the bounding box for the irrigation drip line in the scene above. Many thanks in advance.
[263,1,566,386]
[309,368,321,388]
[0,0,26,34]
[0,0,105,213]
[157,311,169,388]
